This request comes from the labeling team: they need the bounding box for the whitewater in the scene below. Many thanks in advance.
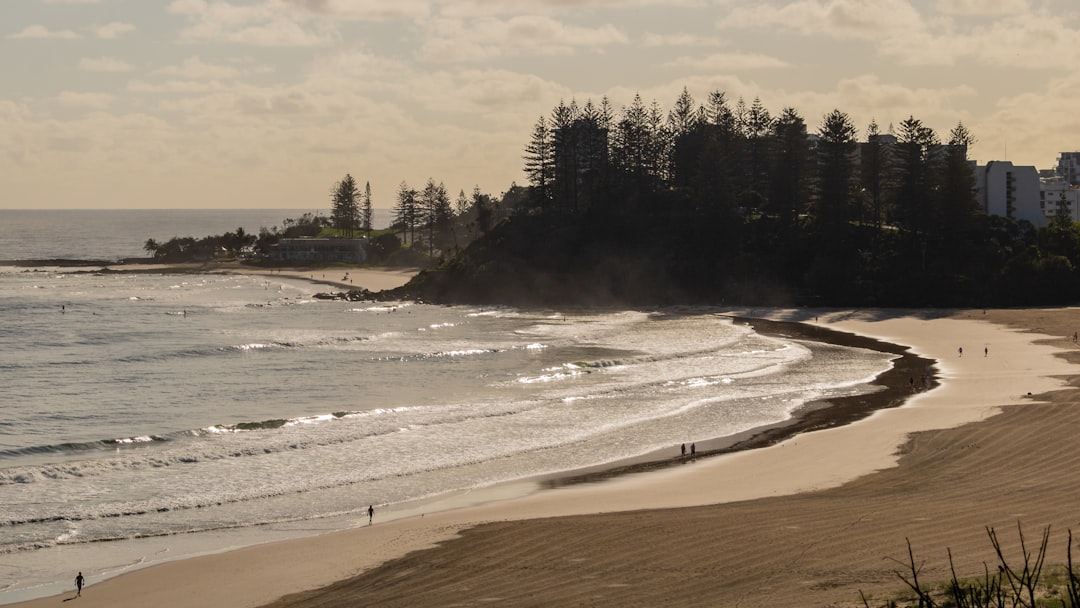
[0,210,896,604]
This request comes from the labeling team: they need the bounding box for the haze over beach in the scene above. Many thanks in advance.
[4,0,1080,210]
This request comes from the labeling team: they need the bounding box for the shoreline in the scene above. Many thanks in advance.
[5,306,946,608]
[541,314,932,488]
[8,289,1080,604]
[251,309,1079,608]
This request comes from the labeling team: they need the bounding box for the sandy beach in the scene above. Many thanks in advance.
[11,307,1080,607]
[99,262,419,294]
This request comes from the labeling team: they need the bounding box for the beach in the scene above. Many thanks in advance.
[10,306,1080,607]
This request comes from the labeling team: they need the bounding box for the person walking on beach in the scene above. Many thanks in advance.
[75,572,84,597]
[690,443,696,456]
[958,346,963,357]
[368,504,374,525]
[680,443,686,457]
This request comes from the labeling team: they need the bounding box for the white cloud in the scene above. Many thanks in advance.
[641,32,725,47]
[881,11,1080,67]
[718,0,924,40]
[169,0,339,47]
[128,79,229,94]
[80,57,134,72]
[8,25,82,40]
[936,0,1028,16]
[285,0,430,20]
[42,0,101,4]
[55,91,114,109]
[93,22,136,39]
[419,15,629,62]
[717,0,1080,69]
[156,57,241,80]
[666,52,790,71]
[437,0,706,19]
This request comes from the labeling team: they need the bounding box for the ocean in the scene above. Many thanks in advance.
[0,209,897,604]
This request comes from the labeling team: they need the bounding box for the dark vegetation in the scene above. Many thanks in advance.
[396,90,1080,307]
[866,524,1080,608]
[142,88,1080,307]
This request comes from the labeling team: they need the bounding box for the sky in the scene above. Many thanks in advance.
[3,0,1080,209]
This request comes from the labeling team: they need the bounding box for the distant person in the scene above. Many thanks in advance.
[368,504,374,525]
[690,443,696,456]
[75,572,84,597]
[680,443,686,457]
[984,346,988,357]
[958,346,963,357]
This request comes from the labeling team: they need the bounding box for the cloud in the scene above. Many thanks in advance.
[80,57,134,72]
[717,0,924,41]
[284,0,430,20]
[169,0,339,47]
[881,10,1080,67]
[437,0,707,19]
[641,32,725,47]
[987,71,1080,154]
[156,57,241,80]
[93,22,136,39]
[55,91,114,109]
[8,25,81,40]
[716,0,1080,69]
[42,0,101,4]
[418,15,629,62]
[666,52,790,71]
[936,0,1028,16]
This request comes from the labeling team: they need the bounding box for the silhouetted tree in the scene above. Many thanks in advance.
[816,109,859,231]
[523,116,554,209]
[331,174,360,237]
[769,107,809,225]
[361,181,373,237]
[394,181,419,244]
[860,119,892,230]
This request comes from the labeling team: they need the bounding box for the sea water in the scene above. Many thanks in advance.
[0,210,897,604]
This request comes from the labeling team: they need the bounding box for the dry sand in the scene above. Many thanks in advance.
[12,308,1080,607]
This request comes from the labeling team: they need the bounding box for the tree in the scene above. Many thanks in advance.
[815,109,859,230]
[894,116,940,237]
[523,116,554,209]
[143,238,159,258]
[668,88,707,190]
[741,97,775,212]
[938,122,979,236]
[472,185,495,234]
[331,174,360,237]
[769,107,808,225]
[393,181,418,244]
[455,189,470,216]
[361,181,374,237]
[420,179,452,257]
[860,119,892,230]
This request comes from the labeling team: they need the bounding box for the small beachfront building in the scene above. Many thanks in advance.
[269,238,366,264]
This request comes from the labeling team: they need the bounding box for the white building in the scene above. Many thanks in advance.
[1040,178,1080,223]
[974,161,1044,227]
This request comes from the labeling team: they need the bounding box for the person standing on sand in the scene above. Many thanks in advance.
[690,443,696,456]
[368,504,374,525]
[75,572,84,597]
[681,443,686,457]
